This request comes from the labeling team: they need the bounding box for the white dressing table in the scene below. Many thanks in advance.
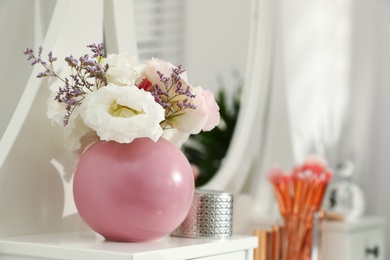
[0,232,257,260]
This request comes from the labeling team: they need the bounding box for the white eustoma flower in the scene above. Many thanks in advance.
[63,110,96,151]
[79,83,165,143]
[101,53,144,86]
[162,128,190,148]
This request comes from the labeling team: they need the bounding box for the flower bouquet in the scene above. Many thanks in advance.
[24,43,220,242]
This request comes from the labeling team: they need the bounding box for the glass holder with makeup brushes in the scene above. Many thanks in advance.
[268,156,333,260]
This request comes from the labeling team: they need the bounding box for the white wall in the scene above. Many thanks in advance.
[183,0,251,96]
[366,0,390,256]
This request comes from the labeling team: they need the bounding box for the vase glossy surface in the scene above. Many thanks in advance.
[73,138,194,242]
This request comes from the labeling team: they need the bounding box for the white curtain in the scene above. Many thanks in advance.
[209,0,380,235]
[282,0,352,167]
[279,0,380,208]
[247,0,356,220]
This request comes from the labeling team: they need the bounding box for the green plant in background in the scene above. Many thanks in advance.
[183,87,241,187]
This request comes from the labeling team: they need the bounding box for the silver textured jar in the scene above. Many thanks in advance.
[171,189,233,239]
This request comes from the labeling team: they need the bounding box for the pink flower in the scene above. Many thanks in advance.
[137,58,189,87]
[201,89,220,131]
[137,58,220,135]
[172,86,220,134]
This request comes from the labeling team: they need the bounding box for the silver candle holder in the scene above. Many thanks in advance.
[171,189,233,239]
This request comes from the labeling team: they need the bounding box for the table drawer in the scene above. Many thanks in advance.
[196,251,247,260]
[321,217,386,260]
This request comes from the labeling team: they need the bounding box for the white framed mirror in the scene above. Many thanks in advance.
[0,0,140,237]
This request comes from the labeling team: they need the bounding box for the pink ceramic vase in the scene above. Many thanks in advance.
[73,138,195,242]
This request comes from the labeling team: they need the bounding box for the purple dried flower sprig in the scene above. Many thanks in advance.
[151,65,197,130]
[24,46,58,78]
[24,44,108,126]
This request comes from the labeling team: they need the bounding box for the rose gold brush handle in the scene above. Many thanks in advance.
[272,176,293,217]
[272,225,281,260]
[312,171,332,211]
[293,176,318,259]
[252,229,271,260]
[272,183,288,217]
[299,176,331,259]
[292,177,303,214]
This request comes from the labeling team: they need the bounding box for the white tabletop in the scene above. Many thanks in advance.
[0,231,257,260]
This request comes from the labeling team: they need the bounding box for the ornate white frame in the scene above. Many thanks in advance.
[0,0,139,237]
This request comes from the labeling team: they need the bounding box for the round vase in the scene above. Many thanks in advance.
[73,138,195,242]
